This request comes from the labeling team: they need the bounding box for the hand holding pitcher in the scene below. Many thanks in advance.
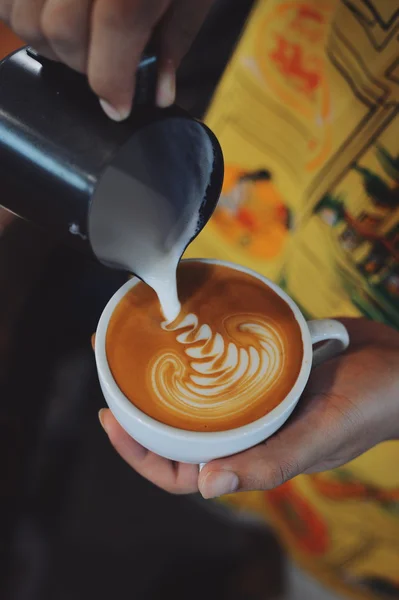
[0,0,215,118]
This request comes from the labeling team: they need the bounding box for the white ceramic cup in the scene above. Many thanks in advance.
[95,259,349,464]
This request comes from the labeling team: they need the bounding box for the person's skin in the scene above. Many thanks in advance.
[97,318,399,499]
[0,0,215,120]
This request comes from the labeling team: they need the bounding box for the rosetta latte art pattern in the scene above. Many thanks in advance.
[150,313,286,423]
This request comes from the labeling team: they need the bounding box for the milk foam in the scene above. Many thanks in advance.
[143,199,203,322]
[150,313,286,421]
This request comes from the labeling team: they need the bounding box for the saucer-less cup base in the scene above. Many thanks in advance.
[95,259,349,464]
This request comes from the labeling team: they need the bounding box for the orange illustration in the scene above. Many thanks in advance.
[254,2,333,172]
[213,165,291,259]
[311,472,399,508]
[266,481,329,555]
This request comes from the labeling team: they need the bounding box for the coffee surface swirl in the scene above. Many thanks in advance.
[106,263,303,432]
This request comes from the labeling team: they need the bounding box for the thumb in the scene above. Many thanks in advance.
[198,404,332,499]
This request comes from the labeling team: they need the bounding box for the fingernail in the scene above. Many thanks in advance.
[99,99,130,122]
[200,470,239,499]
[156,63,176,108]
[98,409,108,433]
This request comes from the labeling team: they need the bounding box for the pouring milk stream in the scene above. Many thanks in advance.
[89,118,216,323]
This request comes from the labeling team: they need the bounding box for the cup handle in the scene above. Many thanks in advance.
[307,319,350,368]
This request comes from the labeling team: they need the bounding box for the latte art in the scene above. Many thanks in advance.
[106,262,303,432]
[151,314,286,423]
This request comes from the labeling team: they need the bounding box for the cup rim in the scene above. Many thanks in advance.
[95,258,313,442]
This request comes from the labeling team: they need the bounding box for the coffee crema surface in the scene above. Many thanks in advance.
[106,263,303,432]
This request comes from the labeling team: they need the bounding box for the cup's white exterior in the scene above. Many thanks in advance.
[95,259,349,464]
